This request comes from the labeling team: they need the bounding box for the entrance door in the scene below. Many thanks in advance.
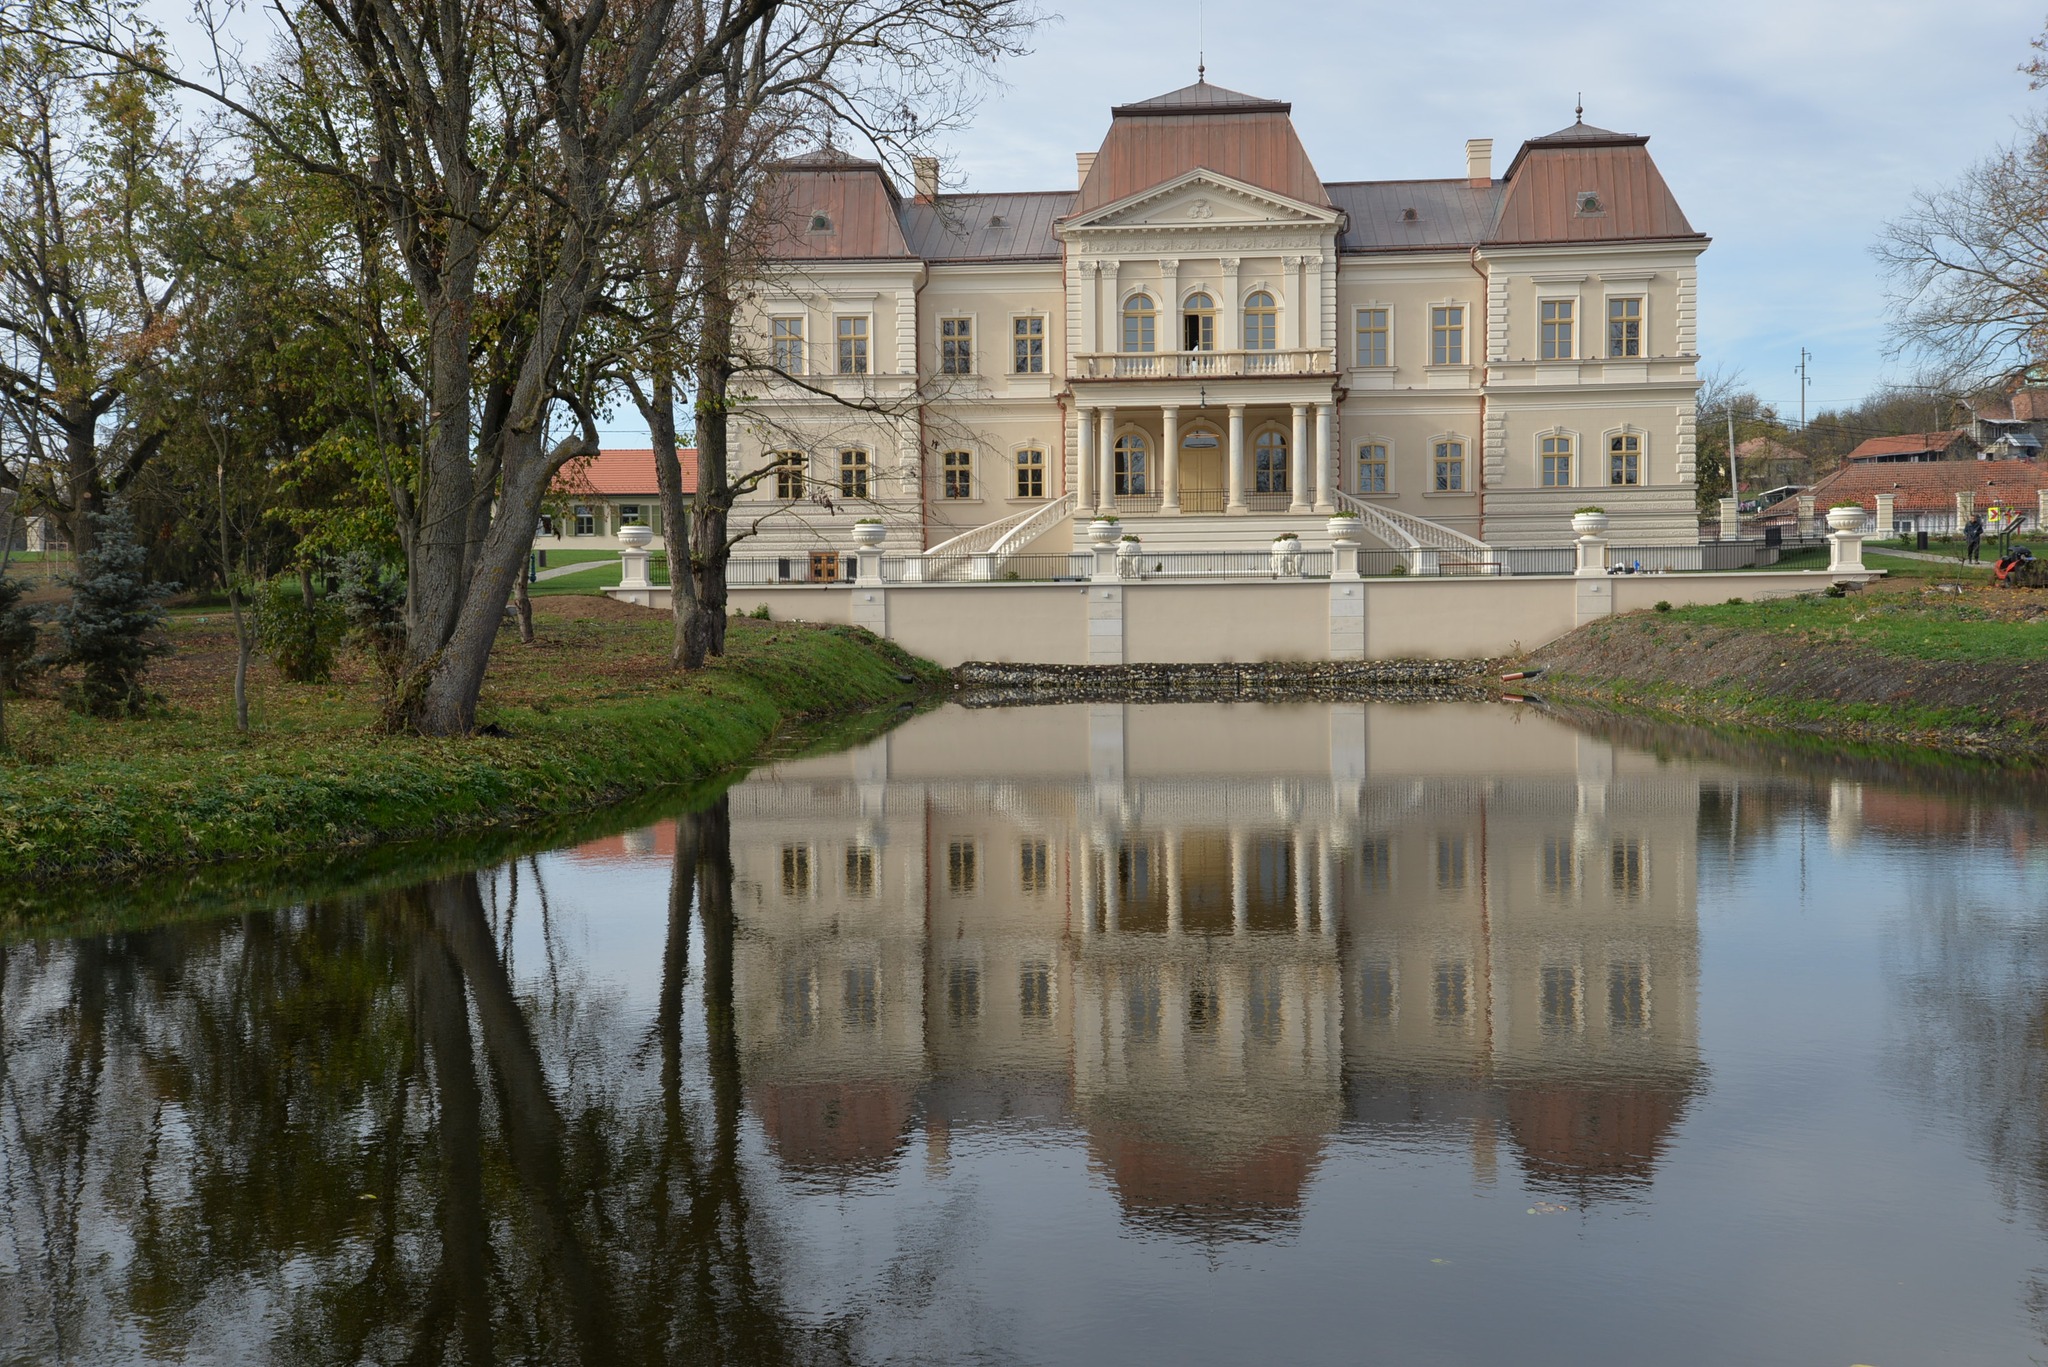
[1180,430,1225,513]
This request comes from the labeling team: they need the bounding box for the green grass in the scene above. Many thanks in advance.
[532,548,627,569]
[1863,550,1993,580]
[1651,590,2045,663]
[0,612,942,895]
[529,555,670,596]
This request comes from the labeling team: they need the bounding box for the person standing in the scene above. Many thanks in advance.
[1964,513,1984,563]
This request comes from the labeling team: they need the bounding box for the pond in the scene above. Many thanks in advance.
[4,700,2047,1365]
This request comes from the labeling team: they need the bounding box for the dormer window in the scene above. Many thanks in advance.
[1575,192,1604,217]
[809,211,832,231]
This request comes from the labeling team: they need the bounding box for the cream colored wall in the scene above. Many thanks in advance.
[1121,581,1326,663]
[1359,576,1574,658]
[885,582,1088,664]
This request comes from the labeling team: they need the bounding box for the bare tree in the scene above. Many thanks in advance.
[1877,111,2048,383]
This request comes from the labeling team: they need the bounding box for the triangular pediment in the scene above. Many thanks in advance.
[1061,169,1340,235]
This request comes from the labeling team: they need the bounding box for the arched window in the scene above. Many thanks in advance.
[1243,291,1278,351]
[1540,434,1573,487]
[1114,433,1149,496]
[1254,430,1288,493]
[1122,294,1156,353]
[1182,292,1216,351]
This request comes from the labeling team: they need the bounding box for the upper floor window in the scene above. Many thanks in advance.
[942,449,973,499]
[1540,299,1574,360]
[1243,291,1278,351]
[1433,440,1466,492]
[1356,307,1389,367]
[839,448,870,499]
[771,316,804,373]
[940,317,972,374]
[1608,297,1643,357]
[773,452,804,501]
[1182,292,1216,351]
[1430,306,1465,365]
[1013,315,1045,373]
[836,316,868,375]
[1122,294,1156,353]
[1015,447,1045,499]
[1358,443,1388,494]
[1541,435,1573,487]
[1609,433,1641,486]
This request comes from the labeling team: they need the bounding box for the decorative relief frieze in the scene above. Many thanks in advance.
[1075,234,1324,253]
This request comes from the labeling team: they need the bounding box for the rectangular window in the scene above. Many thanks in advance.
[1359,837,1391,894]
[845,845,876,897]
[1015,448,1045,499]
[1356,307,1389,367]
[1013,316,1045,373]
[1540,435,1573,487]
[779,845,812,898]
[836,316,868,375]
[842,963,878,1030]
[781,966,817,1035]
[618,504,644,526]
[773,452,804,501]
[1541,965,1581,1030]
[1020,839,1048,893]
[1540,299,1575,360]
[1433,962,1470,1024]
[839,449,869,499]
[947,839,978,895]
[1020,962,1052,1020]
[1608,297,1643,358]
[1359,961,1395,1021]
[1609,434,1642,486]
[1609,964,1649,1028]
[771,316,804,373]
[1541,835,1575,892]
[1611,839,1644,896]
[573,504,596,536]
[946,959,982,1025]
[1358,443,1389,494]
[1432,441,1466,492]
[940,317,972,375]
[942,449,973,499]
[1436,835,1467,891]
[1430,305,1464,365]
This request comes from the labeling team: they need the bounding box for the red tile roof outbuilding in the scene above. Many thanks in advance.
[551,447,697,497]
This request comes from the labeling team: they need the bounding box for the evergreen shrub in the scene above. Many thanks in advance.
[253,574,343,683]
[48,504,175,717]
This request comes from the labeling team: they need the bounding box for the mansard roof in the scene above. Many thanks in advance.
[1073,80,1332,216]
[754,151,915,261]
[1110,80,1292,116]
[1488,120,1700,247]
[1328,179,1503,253]
[899,191,1073,262]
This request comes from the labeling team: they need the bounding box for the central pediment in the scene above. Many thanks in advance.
[1059,169,1344,238]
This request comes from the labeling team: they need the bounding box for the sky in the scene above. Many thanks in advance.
[149,0,2048,445]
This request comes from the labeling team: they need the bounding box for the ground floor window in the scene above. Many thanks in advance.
[1254,430,1288,493]
[573,504,596,536]
[537,513,555,536]
[1432,441,1465,492]
[1609,434,1641,486]
[1015,448,1044,499]
[840,449,870,499]
[1357,443,1388,494]
[942,449,973,499]
[1541,435,1573,487]
[1114,434,1149,495]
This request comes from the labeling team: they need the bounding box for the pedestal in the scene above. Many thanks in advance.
[619,546,651,589]
[1827,530,1866,574]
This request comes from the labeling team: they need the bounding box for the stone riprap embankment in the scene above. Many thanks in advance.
[954,659,1498,706]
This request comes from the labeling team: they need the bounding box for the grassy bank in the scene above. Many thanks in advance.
[1528,575,2048,760]
[0,599,945,885]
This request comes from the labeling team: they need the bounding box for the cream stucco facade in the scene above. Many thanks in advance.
[729,82,1707,574]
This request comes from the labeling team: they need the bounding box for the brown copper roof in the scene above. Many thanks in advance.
[1505,1081,1693,1195]
[1486,123,1701,247]
[899,192,1072,262]
[755,154,915,262]
[753,1080,915,1172]
[1072,83,1332,216]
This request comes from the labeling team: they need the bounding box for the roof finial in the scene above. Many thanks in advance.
[1575,93,1583,124]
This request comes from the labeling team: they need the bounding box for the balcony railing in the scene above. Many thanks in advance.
[1073,348,1337,380]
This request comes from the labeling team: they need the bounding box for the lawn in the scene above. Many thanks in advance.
[529,555,670,595]
[1654,585,2046,663]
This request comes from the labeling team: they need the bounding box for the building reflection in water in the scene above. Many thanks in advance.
[723,701,1706,1236]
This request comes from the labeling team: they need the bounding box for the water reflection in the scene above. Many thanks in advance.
[728,703,1703,1231]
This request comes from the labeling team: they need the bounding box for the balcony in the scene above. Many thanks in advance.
[1073,348,1337,380]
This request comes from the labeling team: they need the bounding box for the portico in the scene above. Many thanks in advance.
[1073,389,1340,516]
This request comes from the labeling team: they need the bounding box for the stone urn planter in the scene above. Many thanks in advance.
[1116,534,1141,579]
[852,520,886,548]
[1087,517,1120,547]
[618,523,655,550]
[1270,533,1304,577]
[1570,510,1609,538]
[1326,513,1361,542]
[1826,504,1866,533]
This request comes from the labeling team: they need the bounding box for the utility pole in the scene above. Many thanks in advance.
[1728,407,1739,502]
[1794,348,1813,432]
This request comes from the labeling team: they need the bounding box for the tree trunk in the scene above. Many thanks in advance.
[513,564,534,644]
[688,280,736,661]
[62,413,101,560]
[641,374,703,669]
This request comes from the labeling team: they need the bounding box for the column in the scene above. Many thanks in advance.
[1160,259,1180,354]
[1161,405,1181,512]
[1314,403,1336,512]
[1079,845,1098,935]
[1075,407,1095,510]
[1316,837,1336,938]
[1229,828,1250,935]
[1099,260,1119,357]
[1226,404,1248,514]
[1719,497,1740,542]
[1077,260,1098,362]
[1294,256,1310,350]
[1164,834,1183,936]
[1220,258,1241,352]
[1102,840,1120,934]
[1097,403,1117,514]
[1874,492,1895,541]
[1292,832,1311,936]
[1289,403,1310,513]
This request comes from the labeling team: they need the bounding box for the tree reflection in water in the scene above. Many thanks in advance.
[0,796,849,1365]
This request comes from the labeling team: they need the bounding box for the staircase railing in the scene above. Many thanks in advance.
[987,491,1077,567]
[913,493,1076,581]
[1332,490,1490,555]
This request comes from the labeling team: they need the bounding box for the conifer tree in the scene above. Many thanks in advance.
[49,502,173,716]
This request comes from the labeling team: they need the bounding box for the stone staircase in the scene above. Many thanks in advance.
[1103,511,1381,552]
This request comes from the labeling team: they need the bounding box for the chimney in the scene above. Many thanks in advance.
[1465,138,1493,187]
[912,155,939,203]
[1076,152,1097,187]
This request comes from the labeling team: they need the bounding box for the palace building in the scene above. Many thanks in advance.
[733,78,1708,573]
